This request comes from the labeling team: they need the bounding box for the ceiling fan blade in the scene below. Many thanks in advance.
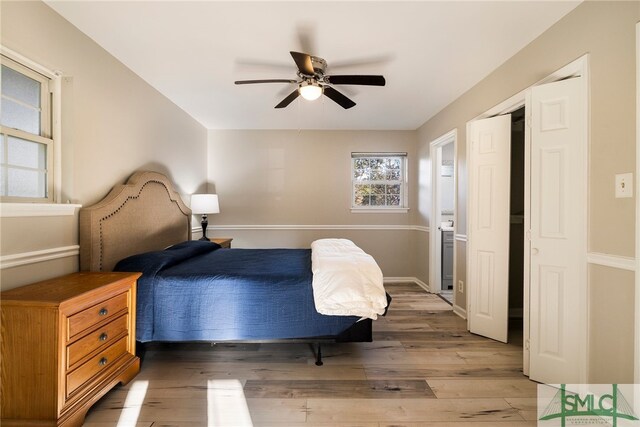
[235,79,298,85]
[290,51,315,76]
[275,90,300,109]
[323,86,356,109]
[326,75,386,86]
[330,54,394,70]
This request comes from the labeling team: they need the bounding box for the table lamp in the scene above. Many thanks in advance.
[191,194,220,241]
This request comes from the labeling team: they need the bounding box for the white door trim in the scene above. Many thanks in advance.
[635,21,640,386]
[471,55,589,122]
[429,129,457,295]
[465,54,589,382]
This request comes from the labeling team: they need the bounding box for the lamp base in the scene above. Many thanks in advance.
[199,214,209,241]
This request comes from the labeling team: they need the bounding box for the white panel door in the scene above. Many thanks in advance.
[529,77,586,384]
[468,115,511,343]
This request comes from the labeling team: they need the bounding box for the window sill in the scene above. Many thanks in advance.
[0,203,82,218]
[350,208,409,214]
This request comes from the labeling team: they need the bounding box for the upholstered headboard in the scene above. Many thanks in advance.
[80,171,192,272]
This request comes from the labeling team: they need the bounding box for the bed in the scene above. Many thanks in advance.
[79,171,390,365]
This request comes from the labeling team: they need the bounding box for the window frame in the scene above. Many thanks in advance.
[350,152,409,213]
[1,51,56,203]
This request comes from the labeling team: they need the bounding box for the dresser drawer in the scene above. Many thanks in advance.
[67,314,129,368]
[67,336,128,397]
[67,292,128,340]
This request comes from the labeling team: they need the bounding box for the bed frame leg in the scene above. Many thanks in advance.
[136,341,147,363]
[315,343,323,366]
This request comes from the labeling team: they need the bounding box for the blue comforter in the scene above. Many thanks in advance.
[115,241,361,342]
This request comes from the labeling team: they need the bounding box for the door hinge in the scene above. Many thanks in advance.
[526,116,532,128]
[525,339,530,350]
[526,229,532,241]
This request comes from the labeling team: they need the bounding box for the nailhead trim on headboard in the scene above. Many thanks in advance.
[97,180,183,270]
[79,171,192,272]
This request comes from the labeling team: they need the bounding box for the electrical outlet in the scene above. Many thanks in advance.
[615,173,633,198]
[458,280,464,293]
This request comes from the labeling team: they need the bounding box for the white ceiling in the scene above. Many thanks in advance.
[46,1,580,130]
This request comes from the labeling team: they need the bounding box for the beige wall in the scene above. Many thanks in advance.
[416,1,639,382]
[588,265,635,383]
[418,0,638,246]
[0,1,207,290]
[207,129,420,278]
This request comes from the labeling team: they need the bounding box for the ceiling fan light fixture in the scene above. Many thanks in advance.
[299,82,323,101]
[235,51,384,109]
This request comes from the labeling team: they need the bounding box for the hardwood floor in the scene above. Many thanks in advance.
[83,283,536,426]
[438,289,454,305]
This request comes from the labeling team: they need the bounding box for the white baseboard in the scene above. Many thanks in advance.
[384,276,431,292]
[412,277,430,292]
[453,304,467,319]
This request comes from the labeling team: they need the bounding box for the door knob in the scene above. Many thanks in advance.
[532,248,539,255]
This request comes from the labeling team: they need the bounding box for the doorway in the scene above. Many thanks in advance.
[429,130,457,304]
[508,107,526,346]
[466,55,589,384]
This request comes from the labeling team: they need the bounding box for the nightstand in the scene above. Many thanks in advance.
[1,272,141,427]
[211,237,233,248]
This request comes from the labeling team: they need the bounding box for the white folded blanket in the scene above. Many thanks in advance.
[311,238,387,320]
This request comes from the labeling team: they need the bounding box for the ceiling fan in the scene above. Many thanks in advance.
[234,51,386,109]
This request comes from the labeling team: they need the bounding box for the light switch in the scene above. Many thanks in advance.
[615,173,633,198]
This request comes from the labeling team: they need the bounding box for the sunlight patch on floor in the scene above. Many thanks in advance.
[207,379,253,426]
[115,380,149,427]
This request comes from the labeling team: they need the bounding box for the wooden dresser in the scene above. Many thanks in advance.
[1,272,141,427]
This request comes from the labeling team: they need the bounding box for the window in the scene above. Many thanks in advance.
[351,152,407,210]
[1,55,53,202]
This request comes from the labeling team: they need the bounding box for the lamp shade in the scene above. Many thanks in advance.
[191,194,220,214]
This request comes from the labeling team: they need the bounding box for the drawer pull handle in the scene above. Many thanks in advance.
[99,333,108,341]
[99,308,108,316]
[99,357,108,366]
